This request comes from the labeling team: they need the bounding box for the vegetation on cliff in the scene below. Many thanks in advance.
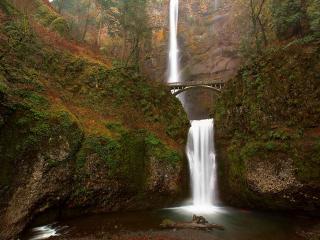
[0,0,189,238]
[48,0,151,71]
[214,14,320,211]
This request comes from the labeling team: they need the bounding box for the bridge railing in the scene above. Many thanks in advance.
[167,78,227,87]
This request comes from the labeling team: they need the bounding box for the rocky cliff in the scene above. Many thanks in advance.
[147,0,241,81]
[147,0,320,213]
[214,39,320,213]
[0,1,189,239]
[146,0,241,119]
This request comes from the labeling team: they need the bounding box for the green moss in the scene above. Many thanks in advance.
[294,138,320,183]
[227,144,245,181]
[75,129,182,194]
[145,133,161,146]
[0,0,15,15]
[117,131,147,189]
[215,41,320,137]
[0,80,8,94]
[3,18,36,62]
[145,132,182,166]
[269,130,290,140]
[161,219,175,227]
[105,122,127,136]
[76,135,120,170]
[215,40,320,209]
[75,131,146,192]
[0,103,83,188]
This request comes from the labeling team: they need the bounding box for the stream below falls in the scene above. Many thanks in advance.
[22,206,315,240]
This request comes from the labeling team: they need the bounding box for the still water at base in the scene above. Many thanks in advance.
[23,206,311,240]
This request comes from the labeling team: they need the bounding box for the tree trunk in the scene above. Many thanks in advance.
[257,17,268,47]
[57,0,65,13]
[97,17,103,47]
[81,0,92,42]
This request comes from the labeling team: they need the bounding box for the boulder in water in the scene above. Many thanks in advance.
[192,214,208,224]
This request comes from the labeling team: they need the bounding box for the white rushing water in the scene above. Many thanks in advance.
[29,225,61,240]
[167,0,218,214]
[168,0,180,83]
[186,119,218,211]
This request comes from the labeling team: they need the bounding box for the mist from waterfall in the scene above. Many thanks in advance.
[186,119,218,210]
[168,0,180,83]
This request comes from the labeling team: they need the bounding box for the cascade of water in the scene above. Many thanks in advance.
[168,0,180,83]
[186,119,218,207]
[167,0,218,212]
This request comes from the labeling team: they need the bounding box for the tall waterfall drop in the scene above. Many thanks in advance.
[168,0,180,83]
[186,119,218,209]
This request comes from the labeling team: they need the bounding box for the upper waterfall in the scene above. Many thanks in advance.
[168,0,180,83]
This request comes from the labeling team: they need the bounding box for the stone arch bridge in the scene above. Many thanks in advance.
[167,78,227,96]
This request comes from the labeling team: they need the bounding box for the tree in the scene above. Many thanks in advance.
[98,0,150,69]
[307,0,320,36]
[270,0,308,39]
[249,0,268,52]
[81,0,93,41]
[56,0,65,13]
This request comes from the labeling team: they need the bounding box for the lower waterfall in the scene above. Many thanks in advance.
[186,119,218,210]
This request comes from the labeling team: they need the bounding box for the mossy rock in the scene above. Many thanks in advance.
[0,3,189,239]
[293,138,320,183]
[75,129,183,192]
[0,104,83,188]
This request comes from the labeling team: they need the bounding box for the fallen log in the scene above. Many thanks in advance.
[160,218,224,231]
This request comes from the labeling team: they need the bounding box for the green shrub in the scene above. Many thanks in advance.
[50,17,70,35]
[35,5,58,26]
[307,0,320,36]
[145,133,161,146]
[0,0,15,15]
[0,81,7,94]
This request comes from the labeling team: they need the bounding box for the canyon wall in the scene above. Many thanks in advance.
[146,0,241,83]
[0,1,189,239]
[146,0,241,119]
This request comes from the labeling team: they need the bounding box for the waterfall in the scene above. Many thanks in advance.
[167,0,218,213]
[168,0,180,83]
[186,119,218,208]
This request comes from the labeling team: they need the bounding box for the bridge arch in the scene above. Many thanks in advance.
[172,85,222,96]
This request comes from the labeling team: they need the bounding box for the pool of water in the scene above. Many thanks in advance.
[22,204,315,240]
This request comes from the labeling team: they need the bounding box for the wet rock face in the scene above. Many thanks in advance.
[0,1,190,237]
[0,123,80,240]
[246,157,302,194]
[245,154,319,208]
[214,42,320,213]
[147,156,182,193]
[0,111,188,240]
[146,0,241,83]
[67,137,187,213]
[216,139,320,213]
[146,0,241,119]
